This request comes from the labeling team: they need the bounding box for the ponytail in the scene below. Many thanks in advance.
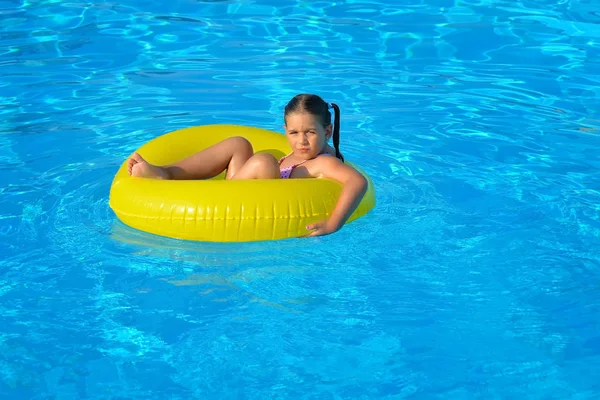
[330,103,344,162]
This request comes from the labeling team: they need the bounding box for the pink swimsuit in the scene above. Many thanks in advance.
[279,152,334,179]
[278,153,308,179]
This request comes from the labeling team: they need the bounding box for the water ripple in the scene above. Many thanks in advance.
[1,0,600,398]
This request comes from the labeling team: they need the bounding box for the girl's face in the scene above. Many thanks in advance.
[284,112,332,160]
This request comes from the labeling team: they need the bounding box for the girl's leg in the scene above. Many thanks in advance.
[230,153,280,180]
[128,136,254,180]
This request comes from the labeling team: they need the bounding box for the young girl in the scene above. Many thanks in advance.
[127,94,368,237]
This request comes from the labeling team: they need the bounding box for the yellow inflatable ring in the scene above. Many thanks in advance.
[109,125,376,242]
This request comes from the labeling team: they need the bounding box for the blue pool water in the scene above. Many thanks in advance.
[2,0,600,398]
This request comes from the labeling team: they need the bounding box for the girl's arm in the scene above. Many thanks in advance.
[304,156,368,237]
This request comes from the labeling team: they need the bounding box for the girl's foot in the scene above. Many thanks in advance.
[127,152,170,179]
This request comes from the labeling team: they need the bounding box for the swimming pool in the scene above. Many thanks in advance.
[1,0,599,398]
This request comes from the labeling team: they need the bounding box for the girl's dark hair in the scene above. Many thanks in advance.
[284,94,344,162]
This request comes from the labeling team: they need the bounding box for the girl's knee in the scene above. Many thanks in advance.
[246,153,279,178]
[227,136,253,154]
[251,152,278,166]
[229,152,279,180]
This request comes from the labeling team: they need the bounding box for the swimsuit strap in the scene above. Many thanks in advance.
[278,152,292,165]
[279,152,311,179]
[279,151,330,165]
[278,151,334,179]
[279,152,310,169]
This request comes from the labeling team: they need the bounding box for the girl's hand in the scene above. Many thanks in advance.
[304,219,339,237]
